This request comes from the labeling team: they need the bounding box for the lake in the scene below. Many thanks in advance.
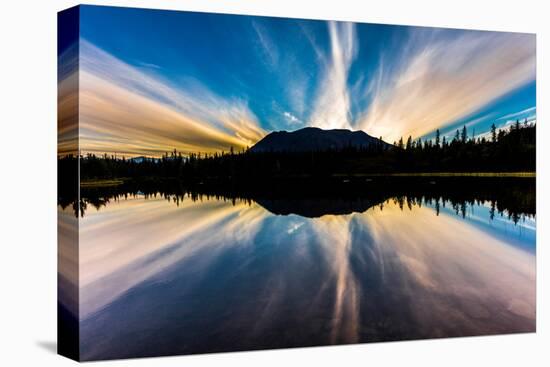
[59,178,536,360]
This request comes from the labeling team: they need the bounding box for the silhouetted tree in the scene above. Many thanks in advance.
[74,123,535,181]
[406,136,413,150]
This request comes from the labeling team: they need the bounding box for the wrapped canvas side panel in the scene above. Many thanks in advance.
[57,5,80,361]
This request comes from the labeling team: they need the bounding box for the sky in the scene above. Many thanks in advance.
[58,5,536,157]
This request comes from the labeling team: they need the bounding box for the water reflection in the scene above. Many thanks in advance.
[63,179,536,360]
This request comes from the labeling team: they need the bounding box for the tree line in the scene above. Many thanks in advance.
[60,120,535,182]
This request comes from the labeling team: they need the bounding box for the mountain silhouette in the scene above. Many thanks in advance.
[249,127,390,153]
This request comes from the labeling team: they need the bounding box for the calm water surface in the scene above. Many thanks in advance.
[65,189,535,360]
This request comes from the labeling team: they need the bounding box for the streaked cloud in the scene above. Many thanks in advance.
[57,43,79,156]
[358,31,536,143]
[69,12,536,155]
[283,111,302,125]
[135,61,161,70]
[310,21,357,130]
[78,40,266,157]
[497,106,536,121]
[252,20,279,67]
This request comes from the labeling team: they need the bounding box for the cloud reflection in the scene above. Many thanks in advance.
[359,201,535,325]
[79,196,268,318]
[77,194,535,355]
[311,215,360,343]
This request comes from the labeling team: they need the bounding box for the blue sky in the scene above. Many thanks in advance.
[62,5,536,156]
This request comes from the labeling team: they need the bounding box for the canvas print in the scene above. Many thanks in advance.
[58,5,536,361]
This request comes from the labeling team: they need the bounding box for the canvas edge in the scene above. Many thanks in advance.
[57,4,81,362]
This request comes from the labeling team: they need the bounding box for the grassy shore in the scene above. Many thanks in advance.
[80,178,126,188]
[355,172,536,178]
[79,172,535,188]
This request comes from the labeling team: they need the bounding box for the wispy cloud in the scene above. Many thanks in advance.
[78,40,266,157]
[252,20,279,67]
[70,22,535,156]
[497,106,536,121]
[358,30,536,143]
[287,75,308,120]
[310,21,357,130]
[135,60,162,69]
[283,111,302,125]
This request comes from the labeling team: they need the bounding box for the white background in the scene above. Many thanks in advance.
[0,0,548,365]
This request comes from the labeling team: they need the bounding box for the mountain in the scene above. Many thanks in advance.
[249,127,391,153]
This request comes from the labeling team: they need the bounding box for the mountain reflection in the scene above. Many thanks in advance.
[61,176,535,223]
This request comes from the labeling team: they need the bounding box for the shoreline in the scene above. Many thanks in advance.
[341,172,536,178]
[79,172,536,187]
